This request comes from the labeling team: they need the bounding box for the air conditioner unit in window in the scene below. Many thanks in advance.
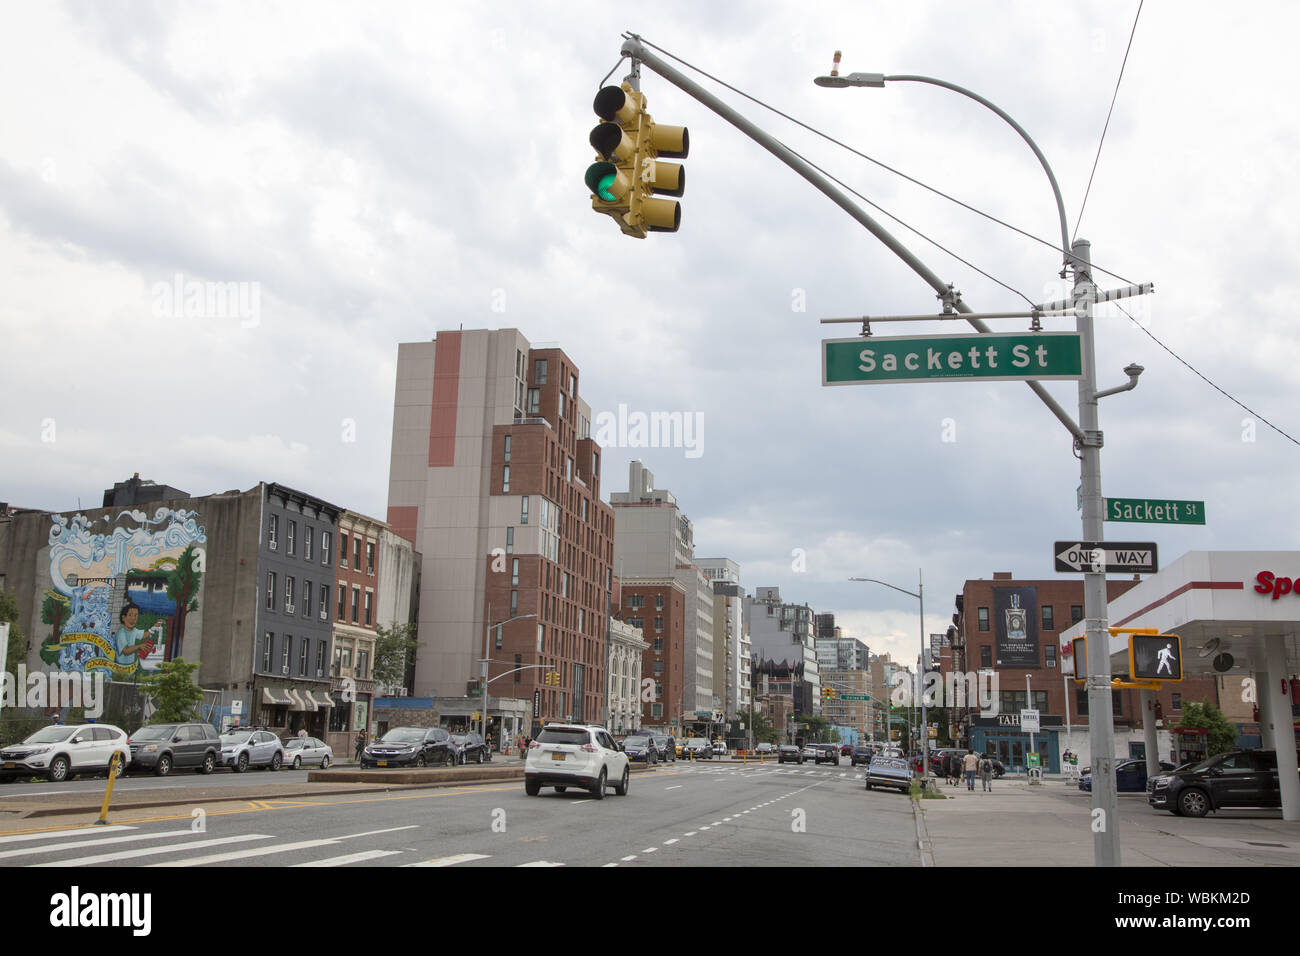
[286,604,295,615]
[319,610,327,621]
[269,540,277,551]
[281,666,289,675]
[316,669,323,678]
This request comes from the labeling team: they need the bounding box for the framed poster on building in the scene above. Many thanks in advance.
[992,586,1039,667]
[353,700,368,732]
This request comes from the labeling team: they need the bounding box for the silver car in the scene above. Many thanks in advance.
[282,736,332,769]
[219,729,284,772]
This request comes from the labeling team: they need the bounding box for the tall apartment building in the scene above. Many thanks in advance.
[697,557,751,720]
[611,462,715,729]
[816,635,871,673]
[387,329,615,731]
[745,586,821,717]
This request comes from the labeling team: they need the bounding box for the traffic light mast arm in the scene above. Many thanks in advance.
[616,35,1085,444]
[481,663,560,687]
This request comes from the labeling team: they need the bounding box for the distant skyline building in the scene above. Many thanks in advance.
[745,586,821,717]
[697,557,751,720]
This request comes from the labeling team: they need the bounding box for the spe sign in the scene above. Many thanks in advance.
[823,332,1084,386]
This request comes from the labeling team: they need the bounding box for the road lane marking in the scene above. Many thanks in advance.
[518,860,565,867]
[37,834,271,867]
[0,825,135,845]
[621,855,637,861]
[602,862,618,867]
[664,839,679,845]
[665,785,682,790]
[684,831,696,836]
[642,847,657,854]
[293,849,403,867]
[405,853,492,867]
[0,828,195,861]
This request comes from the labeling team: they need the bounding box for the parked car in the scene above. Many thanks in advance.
[1148,749,1300,817]
[850,746,874,767]
[864,753,913,793]
[128,721,221,776]
[451,732,491,764]
[755,742,777,756]
[883,747,904,758]
[219,728,284,773]
[683,738,713,760]
[712,741,727,757]
[675,739,689,758]
[0,723,131,783]
[650,735,676,762]
[840,744,853,757]
[525,724,630,799]
[814,743,840,766]
[778,744,804,765]
[801,744,820,761]
[1078,758,1174,793]
[361,726,456,768]
[282,736,333,770]
[622,735,658,764]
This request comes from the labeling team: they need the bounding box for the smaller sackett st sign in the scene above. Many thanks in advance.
[822,332,1084,385]
[1255,571,1300,600]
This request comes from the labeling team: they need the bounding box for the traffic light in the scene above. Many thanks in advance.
[585,83,688,238]
[544,671,560,686]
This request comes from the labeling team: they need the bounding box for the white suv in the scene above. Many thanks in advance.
[0,723,130,782]
[525,724,630,799]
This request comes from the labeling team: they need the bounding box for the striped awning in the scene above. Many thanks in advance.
[262,687,294,706]
[288,689,317,712]
[311,691,335,709]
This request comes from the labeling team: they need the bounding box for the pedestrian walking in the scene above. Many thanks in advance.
[962,750,979,791]
[979,754,994,791]
[354,729,367,762]
[946,752,960,786]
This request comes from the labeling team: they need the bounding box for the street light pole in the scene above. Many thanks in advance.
[482,610,537,745]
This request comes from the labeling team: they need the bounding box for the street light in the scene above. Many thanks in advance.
[849,572,928,786]
[821,64,1137,866]
[482,609,537,744]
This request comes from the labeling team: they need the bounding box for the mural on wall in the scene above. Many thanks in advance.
[39,508,206,679]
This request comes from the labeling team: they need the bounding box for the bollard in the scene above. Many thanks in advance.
[95,751,122,826]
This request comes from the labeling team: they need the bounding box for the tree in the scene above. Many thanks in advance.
[797,714,831,741]
[1175,700,1237,757]
[737,707,777,743]
[0,588,26,677]
[164,544,203,661]
[139,659,204,722]
[373,622,418,689]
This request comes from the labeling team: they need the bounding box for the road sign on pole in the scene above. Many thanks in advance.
[1054,541,1158,574]
[822,332,1084,385]
[1104,498,1206,525]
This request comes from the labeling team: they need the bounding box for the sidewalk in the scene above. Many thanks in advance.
[915,774,1300,866]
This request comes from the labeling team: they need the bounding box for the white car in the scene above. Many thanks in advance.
[0,723,130,783]
[802,744,819,761]
[712,741,727,756]
[282,736,332,769]
[219,728,285,772]
[525,724,630,799]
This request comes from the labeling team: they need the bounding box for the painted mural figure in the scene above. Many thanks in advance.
[112,601,156,669]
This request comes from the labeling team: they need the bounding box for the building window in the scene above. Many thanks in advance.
[506,527,514,555]
[977,607,990,632]
[592,452,599,476]
[653,661,663,676]
[655,595,663,610]
[980,645,992,668]
[1070,605,1083,624]
[319,584,329,622]
[303,580,312,617]
[503,465,510,493]
[558,392,565,419]
[316,642,326,677]
[338,584,346,619]
[281,637,292,673]
[305,529,313,561]
[515,653,522,682]
[1113,690,1124,716]
[1041,605,1055,631]
[340,533,349,567]
[527,388,540,414]
[322,531,332,566]
[534,359,548,384]
[299,639,309,677]
[267,514,279,550]
[511,558,519,586]
[653,637,663,653]
[366,542,375,575]
[354,537,362,568]
[1045,644,1057,668]
[537,624,544,652]
[565,457,573,482]
[266,572,276,611]
[521,497,529,525]
[287,520,296,556]
[569,373,576,398]
[285,576,295,613]
[1171,693,1182,710]
[364,592,372,627]
[654,616,663,631]
[510,589,518,616]
[504,435,511,462]
[262,632,273,672]
[351,588,360,623]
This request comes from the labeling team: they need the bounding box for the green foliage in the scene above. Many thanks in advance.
[373,622,418,688]
[796,714,831,741]
[139,659,203,722]
[1175,700,1237,756]
[0,588,25,676]
[737,707,778,743]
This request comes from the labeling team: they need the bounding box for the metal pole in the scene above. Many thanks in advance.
[919,569,928,786]
[1026,673,1036,782]
[1076,237,1121,865]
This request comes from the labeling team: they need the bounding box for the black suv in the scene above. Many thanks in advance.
[650,734,676,762]
[362,727,457,768]
[1148,749,1298,817]
[850,746,874,767]
[814,743,840,766]
[127,722,221,776]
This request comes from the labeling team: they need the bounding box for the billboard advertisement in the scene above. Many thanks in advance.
[992,586,1039,667]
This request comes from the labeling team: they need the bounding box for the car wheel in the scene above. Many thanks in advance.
[865,781,873,790]
[525,779,540,796]
[320,755,330,769]
[199,753,215,775]
[614,766,630,796]
[476,750,484,765]
[235,752,249,773]
[591,769,607,800]
[292,756,301,770]
[1178,788,1210,818]
[111,754,127,778]
[416,754,427,768]
[154,754,172,777]
[270,752,282,771]
[47,757,69,783]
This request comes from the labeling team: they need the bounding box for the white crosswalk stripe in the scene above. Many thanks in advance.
[0,828,194,862]
[0,825,135,846]
[292,850,404,867]
[35,834,271,867]
[405,853,491,867]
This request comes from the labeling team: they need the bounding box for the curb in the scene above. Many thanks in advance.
[911,795,936,867]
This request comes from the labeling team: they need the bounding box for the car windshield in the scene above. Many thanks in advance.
[220,733,252,745]
[537,728,590,745]
[130,726,175,741]
[285,739,305,749]
[625,737,648,746]
[450,736,467,745]
[382,729,425,743]
[23,726,77,744]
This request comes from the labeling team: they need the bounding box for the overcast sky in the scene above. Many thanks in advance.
[3,2,1298,666]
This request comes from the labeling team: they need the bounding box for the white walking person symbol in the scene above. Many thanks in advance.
[1156,643,1174,675]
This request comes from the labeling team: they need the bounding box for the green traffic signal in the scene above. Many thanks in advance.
[584,162,620,201]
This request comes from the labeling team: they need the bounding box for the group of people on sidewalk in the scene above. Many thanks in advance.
[940,751,995,791]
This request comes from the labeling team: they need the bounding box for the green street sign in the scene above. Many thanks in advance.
[822,332,1083,385]
[1105,497,1206,525]
[839,694,871,701]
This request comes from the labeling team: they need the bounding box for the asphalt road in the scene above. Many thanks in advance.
[0,762,920,867]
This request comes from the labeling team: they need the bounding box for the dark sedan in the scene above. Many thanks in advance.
[622,735,658,764]
[649,734,676,762]
[361,727,456,768]
[451,732,491,764]
[850,746,874,767]
[778,744,804,765]
[1079,758,1174,793]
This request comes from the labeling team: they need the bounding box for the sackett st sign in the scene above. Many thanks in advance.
[822,331,1083,385]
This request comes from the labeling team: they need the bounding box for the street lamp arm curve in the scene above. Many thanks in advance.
[848,577,919,600]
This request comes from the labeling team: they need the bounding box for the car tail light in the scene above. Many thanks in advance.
[529,740,540,749]
[580,743,596,752]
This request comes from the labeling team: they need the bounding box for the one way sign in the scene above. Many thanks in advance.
[1054,541,1158,574]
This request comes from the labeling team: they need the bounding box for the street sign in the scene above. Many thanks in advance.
[839,694,871,701]
[1054,541,1158,574]
[1105,497,1206,525]
[823,332,1083,386]
[1020,709,1040,733]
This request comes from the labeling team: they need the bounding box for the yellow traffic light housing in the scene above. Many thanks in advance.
[586,84,688,238]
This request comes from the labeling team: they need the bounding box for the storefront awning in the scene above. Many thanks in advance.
[288,689,317,712]
[262,687,294,706]
[311,691,334,709]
